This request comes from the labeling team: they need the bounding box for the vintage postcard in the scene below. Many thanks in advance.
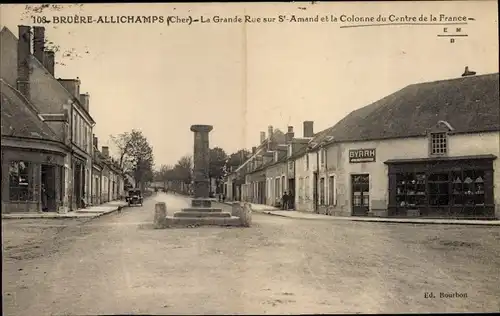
[1,1,499,315]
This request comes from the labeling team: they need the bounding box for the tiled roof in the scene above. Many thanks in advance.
[315,73,499,145]
[1,79,59,141]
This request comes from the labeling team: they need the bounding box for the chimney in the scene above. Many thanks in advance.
[260,131,266,144]
[268,125,273,140]
[286,126,295,142]
[17,25,31,99]
[303,121,314,138]
[57,78,81,99]
[102,146,109,157]
[44,50,55,76]
[252,146,257,154]
[80,93,90,112]
[33,26,45,65]
[93,134,98,148]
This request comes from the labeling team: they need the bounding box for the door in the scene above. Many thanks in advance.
[351,174,370,216]
[288,179,295,209]
[313,172,318,213]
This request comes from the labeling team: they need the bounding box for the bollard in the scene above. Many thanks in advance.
[231,202,242,217]
[154,202,167,229]
[239,202,252,227]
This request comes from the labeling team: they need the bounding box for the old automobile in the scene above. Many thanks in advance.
[126,189,143,206]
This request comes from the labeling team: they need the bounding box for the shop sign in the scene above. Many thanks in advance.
[349,148,376,163]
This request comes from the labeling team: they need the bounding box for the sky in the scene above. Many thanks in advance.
[1,1,498,168]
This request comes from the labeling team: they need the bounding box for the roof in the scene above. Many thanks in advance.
[288,146,307,160]
[233,129,286,174]
[1,79,60,141]
[27,54,96,125]
[314,73,500,146]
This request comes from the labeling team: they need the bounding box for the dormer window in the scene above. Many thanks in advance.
[430,132,447,155]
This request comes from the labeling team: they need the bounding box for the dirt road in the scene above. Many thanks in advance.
[2,193,499,315]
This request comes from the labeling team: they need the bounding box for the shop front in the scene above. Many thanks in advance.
[385,154,496,219]
[1,146,65,213]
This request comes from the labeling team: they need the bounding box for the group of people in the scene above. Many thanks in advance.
[281,191,294,210]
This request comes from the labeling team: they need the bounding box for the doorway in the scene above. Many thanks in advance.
[313,171,318,213]
[351,174,370,216]
[288,178,295,209]
[73,163,82,209]
[41,164,56,212]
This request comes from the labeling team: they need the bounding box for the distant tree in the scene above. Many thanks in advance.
[171,155,192,184]
[209,147,227,180]
[111,129,154,190]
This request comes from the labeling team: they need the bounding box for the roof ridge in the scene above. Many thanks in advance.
[406,72,499,88]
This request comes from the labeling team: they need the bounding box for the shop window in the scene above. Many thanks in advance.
[319,177,325,205]
[9,161,32,201]
[452,170,485,206]
[430,132,447,155]
[396,173,426,207]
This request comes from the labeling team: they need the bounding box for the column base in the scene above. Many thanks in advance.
[191,199,212,207]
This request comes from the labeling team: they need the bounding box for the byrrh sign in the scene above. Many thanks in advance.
[349,148,376,163]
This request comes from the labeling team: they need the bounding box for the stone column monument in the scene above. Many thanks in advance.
[162,124,243,227]
[190,124,213,207]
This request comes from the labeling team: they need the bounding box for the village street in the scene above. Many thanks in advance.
[2,193,499,315]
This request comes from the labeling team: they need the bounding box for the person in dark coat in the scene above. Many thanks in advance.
[282,191,289,210]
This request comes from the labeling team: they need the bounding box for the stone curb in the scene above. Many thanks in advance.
[214,202,500,226]
[2,202,130,220]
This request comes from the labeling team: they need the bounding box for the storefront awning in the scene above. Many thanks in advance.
[384,154,497,165]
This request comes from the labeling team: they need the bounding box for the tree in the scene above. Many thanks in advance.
[155,164,174,185]
[172,155,192,184]
[110,129,154,190]
[209,147,227,180]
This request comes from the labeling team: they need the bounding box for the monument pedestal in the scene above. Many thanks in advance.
[164,200,241,227]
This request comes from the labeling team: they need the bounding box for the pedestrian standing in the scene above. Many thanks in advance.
[282,191,288,210]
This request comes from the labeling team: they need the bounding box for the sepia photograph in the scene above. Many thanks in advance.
[1,1,499,315]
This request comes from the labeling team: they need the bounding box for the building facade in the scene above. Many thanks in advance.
[1,79,69,213]
[1,25,97,211]
[315,72,500,219]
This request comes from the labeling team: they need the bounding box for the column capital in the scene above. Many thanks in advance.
[190,125,213,133]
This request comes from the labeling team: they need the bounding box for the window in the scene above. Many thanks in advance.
[319,177,325,205]
[305,154,309,171]
[288,144,292,157]
[298,177,304,202]
[431,132,447,155]
[305,176,310,199]
[320,149,326,167]
[9,161,32,201]
[328,175,335,205]
[83,125,88,151]
[80,119,84,148]
[72,113,77,142]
